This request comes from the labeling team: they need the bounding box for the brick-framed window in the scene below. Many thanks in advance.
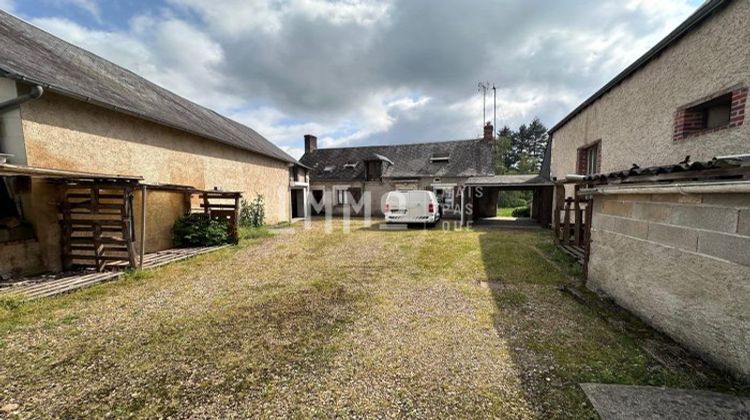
[577,141,601,175]
[673,86,747,141]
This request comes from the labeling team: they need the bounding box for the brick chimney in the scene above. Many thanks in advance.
[304,134,317,153]
[483,122,494,143]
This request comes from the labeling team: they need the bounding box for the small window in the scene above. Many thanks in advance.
[674,88,747,141]
[435,188,454,207]
[334,187,349,205]
[430,153,450,162]
[343,162,357,169]
[577,142,600,175]
[366,161,382,181]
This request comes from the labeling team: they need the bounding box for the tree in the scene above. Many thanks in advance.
[492,117,548,174]
[493,125,513,174]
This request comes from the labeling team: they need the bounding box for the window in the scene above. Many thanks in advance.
[577,142,600,175]
[435,188,454,207]
[365,161,382,181]
[674,87,747,141]
[334,187,349,205]
[343,162,357,169]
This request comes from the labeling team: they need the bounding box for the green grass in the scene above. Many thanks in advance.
[0,221,744,418]
[496,206,526,217]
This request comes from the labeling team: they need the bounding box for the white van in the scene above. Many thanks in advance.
[384,190,441,226]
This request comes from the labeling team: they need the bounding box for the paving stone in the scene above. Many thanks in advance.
[580,383,750,420]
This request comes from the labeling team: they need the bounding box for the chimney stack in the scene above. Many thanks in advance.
[304,134,317,153]
[483,122,494,143]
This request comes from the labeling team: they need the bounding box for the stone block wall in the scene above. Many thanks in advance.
[587,191,750,380]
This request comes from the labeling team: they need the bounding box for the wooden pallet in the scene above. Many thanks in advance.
[0,245,228,300]
[559,244,585,265]
[60,183,137,271]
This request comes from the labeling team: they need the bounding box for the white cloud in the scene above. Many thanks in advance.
[51,0,101,19]
[23,0,702,154]
[0,0,14,12]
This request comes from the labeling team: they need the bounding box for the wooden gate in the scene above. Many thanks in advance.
[553,184,592,266]
[60,182,138,271]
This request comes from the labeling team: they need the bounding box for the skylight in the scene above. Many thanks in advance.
[343,162,358,169]
[323,165,336,172]
[430,153,450,162]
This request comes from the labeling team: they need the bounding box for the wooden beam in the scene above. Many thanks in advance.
[139,185,147,268]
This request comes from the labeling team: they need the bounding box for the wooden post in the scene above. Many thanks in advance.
[460,186,465,227]
[562,198,572,245]
[573,196,582,246]
[553,184,565,243]
[583,196,594,282]
[139,185,147,268]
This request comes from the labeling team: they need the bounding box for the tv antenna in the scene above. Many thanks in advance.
[478,82,490,127]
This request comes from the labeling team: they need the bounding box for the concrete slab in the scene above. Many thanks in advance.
[580,383,750,420]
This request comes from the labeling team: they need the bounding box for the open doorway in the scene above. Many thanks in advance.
[290,188,305,219]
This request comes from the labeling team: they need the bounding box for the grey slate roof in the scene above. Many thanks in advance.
[465,174,552,187]
[300,139,494,181]
[0,11,296,164]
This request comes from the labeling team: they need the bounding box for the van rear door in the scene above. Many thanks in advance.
[406,191,426,217]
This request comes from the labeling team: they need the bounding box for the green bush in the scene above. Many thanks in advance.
[511,206,531,218]
[239,194,265,228]
[172,213,229,247]
[498,190,530,208]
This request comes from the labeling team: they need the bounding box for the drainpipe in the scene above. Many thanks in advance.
[0,86,44,112]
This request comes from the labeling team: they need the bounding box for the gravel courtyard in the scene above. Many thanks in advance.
[0,221,743,418]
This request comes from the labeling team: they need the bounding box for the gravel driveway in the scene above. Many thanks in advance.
[0,221,742,418]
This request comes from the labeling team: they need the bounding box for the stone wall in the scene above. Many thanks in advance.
[587,191,750,380]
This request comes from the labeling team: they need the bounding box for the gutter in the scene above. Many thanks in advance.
[0,85,43,112]
[549,0,730,135]
[578,180,750,196]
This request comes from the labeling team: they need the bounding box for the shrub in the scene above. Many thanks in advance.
[240,194,266,228]
[498,190,530,208]
[512,206,531,218]
[172,213,229,247]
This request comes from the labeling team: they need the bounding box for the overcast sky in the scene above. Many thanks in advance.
[2,0,703,158]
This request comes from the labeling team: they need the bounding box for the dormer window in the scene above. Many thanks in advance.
[365,161,382,181]
[430,153,450,163]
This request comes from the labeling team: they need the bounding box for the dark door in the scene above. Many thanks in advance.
[291,190,300,218]
[311,190,325,215]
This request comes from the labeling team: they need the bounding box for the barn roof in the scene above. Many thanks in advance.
[300,139,494,181]
[0,10,296,164]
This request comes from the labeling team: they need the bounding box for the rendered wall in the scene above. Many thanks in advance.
[1,91,290,275]
[550,0,750,183]
[587,191,750,380]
